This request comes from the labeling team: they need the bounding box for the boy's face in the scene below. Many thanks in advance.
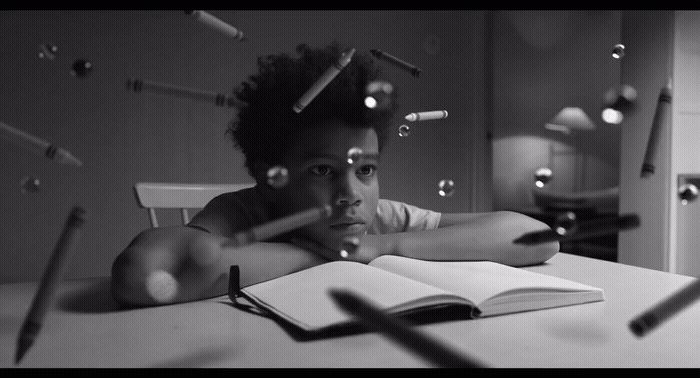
[271,121,380,251]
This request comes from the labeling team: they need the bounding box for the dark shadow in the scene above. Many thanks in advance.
[55,277,127,313]
[218,300,475,342]
[147,346,239,368]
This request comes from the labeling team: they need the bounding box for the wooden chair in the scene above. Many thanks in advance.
[133,182,255,227]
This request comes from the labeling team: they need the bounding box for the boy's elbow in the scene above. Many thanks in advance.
[110,247,155,308]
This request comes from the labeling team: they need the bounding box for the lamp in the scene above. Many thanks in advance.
[543,106,596,192]
[544,106,596,134]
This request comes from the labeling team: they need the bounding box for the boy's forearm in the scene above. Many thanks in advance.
[375,212,560,266]
[111,227,326,307]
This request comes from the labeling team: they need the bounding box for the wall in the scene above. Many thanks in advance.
[491,11,622,211]
[0,10,487,283]
[617,11,674,271]
[669,11,700,275]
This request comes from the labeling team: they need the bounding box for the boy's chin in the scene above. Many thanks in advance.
[306,233,364,252]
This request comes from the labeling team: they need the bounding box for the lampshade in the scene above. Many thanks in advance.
[544,107,596,134]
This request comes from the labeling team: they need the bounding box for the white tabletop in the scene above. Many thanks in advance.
[2,252,699,368]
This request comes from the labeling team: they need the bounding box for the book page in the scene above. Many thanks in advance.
[369,255,602,308]
[241,261,469,331]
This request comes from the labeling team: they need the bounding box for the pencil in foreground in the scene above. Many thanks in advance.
[185,10,245,41]
[329,288,488,368]
[404,110,448,122]
[15,206,87,364]
[629,278,700,337]
[370,49,422,78]
[293,48,355,113]
[1,121,82,167]
[513,213,640,245]
[223,205,333,248]
[126,78,243,108]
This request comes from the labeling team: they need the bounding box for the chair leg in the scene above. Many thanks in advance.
[181,208,189,225]
[148,208,158,228]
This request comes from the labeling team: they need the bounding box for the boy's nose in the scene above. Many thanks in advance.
[335,176,362,206]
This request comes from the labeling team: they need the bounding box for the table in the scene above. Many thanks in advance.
[2,253,699,368]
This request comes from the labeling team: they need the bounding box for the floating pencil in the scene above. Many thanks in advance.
[185,10,245,41]
[641,78,672,178]
[513,214,640,245]
[293,48,355,113]
[404,110,448,122]
[629,278,700,337]
[15,206,87,364]
[223,205,333,248]
[1,121,82,167]
[329,289,488,368]
[370,49,422,78]
[126,78,243,108]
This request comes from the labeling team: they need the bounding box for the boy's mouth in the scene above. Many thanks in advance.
[329,222,366,233]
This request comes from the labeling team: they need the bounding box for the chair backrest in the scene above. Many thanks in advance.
[133,182,255,227]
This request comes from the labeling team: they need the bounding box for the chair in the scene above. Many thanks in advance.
[133,182,255,227]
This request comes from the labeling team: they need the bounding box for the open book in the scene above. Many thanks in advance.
[234,255,604,335]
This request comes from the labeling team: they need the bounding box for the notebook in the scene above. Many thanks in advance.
[233,255,604,335]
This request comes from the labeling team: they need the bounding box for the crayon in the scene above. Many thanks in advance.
[126,78,243,108]
[185,10,245,41]
[1,121,82,167]
[641,79,672,178]
[370,49,422,78]
[293,48,355,113]
[404,110,448,122]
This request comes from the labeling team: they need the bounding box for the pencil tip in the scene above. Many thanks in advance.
[15,339,32,364]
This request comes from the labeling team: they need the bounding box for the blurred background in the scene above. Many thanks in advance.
[1,10,698,283]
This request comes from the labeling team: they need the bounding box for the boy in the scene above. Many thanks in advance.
[111,42,559,307]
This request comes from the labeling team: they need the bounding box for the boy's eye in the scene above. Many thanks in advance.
[309,165,334,176]
[357,165,377,176]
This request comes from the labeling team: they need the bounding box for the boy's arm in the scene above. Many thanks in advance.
[300,211,559,267]
[388,210,559,266]
[110,225,327,307]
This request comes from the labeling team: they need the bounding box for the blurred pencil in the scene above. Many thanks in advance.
[329,288,488,368]
[629,278,700,337]
[223,205,333,248]
[513,214,640,245]
[15,206,87,364]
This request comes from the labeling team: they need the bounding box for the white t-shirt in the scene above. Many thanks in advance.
[189,187,441,237]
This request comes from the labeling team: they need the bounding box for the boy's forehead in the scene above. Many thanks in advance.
[287,123,379,159]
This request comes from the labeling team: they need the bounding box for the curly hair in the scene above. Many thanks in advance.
[227,41,398,177]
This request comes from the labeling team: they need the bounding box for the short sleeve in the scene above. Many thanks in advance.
[188,187,269,237]
[368,199,441,235]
